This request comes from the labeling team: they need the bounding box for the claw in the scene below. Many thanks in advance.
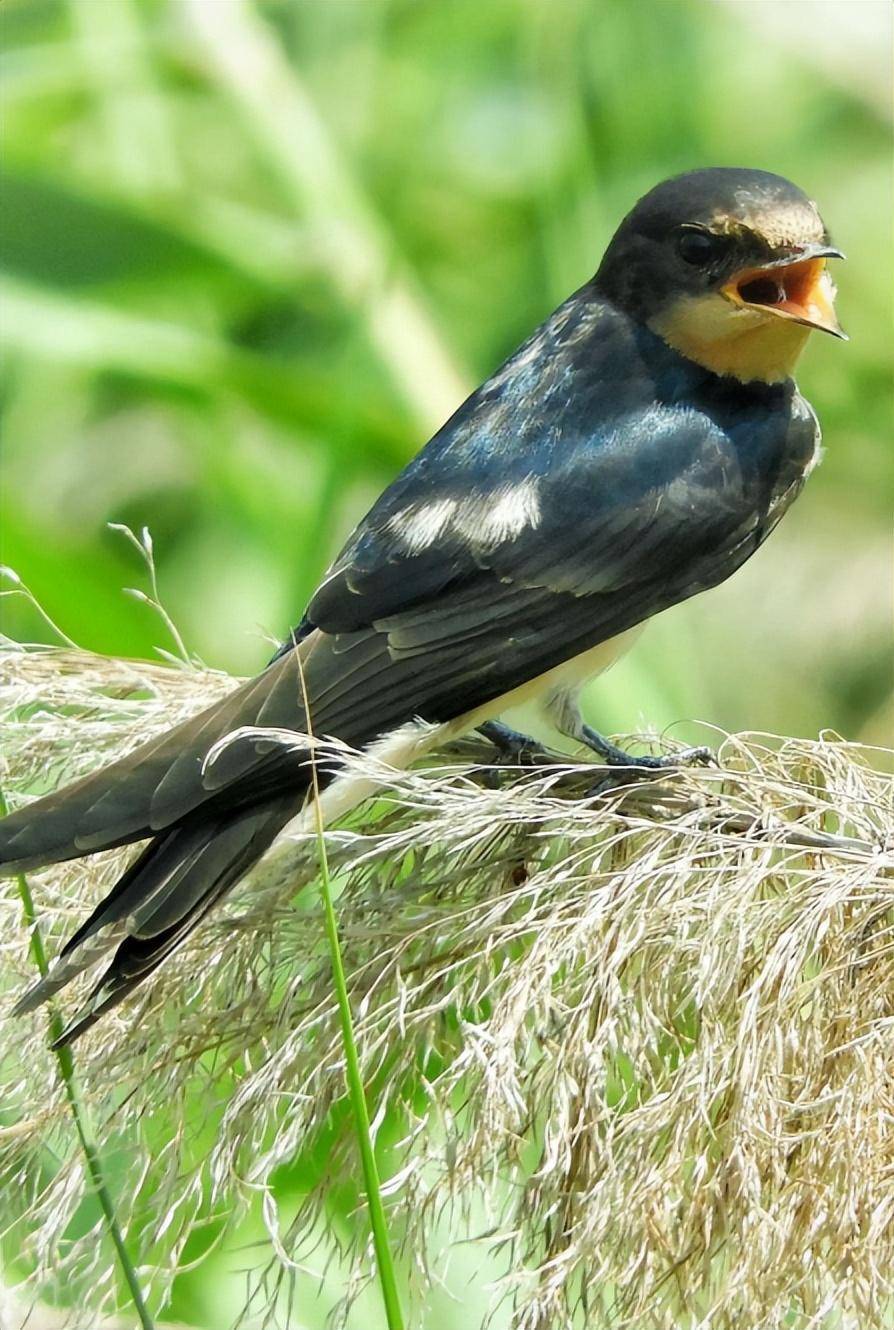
[673,744,716,768]
[478,720,547,767]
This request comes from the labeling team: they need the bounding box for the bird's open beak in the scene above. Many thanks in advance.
[722,245,847,339]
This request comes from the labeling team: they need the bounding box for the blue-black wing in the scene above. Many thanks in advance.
[290,294,809,733]
[1,291,812,867]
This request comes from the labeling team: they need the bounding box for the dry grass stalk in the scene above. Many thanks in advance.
[1,642,892,1329]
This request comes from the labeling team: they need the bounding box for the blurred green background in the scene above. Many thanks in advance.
[0,0,891,1325]
[2,0,892,749]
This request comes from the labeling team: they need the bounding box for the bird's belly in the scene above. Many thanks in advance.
[450,625,643,735]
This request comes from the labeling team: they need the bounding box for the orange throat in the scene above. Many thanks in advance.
[649,292,813,384]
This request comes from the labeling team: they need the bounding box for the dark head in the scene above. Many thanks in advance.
[593,168,845,384]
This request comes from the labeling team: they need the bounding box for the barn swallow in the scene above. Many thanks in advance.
[2,167,844,1043]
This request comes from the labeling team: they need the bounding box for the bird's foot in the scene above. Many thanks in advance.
[580,724,714,772]
[478,720,548,766]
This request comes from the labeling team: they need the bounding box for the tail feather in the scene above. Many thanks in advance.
[12,794,299,1044]
[0,648,310,875]
[3,624,426,1040]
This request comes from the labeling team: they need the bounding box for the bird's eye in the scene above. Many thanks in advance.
[676,227,725,267]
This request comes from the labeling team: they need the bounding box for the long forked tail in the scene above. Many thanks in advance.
[2,645,323,1044]
[3,627,429,1042]
[12,793,298,1047]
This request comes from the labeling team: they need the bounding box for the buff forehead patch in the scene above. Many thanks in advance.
[713,191,827,249]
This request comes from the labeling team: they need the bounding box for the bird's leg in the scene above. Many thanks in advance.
[544,687,713,771]
[477,720,548,765]
[578,724,713,770]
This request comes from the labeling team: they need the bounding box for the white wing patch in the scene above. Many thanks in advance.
[467,478,542,544]
[387,478,541,553]
[386,498,457,552]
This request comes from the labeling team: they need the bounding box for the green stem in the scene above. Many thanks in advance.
[1,789,156,1330]
[294,697,404,1329]
[313,805,405,1330]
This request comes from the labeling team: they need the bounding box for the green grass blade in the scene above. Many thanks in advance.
[0,788,156,1330]
[293,676,405,1330]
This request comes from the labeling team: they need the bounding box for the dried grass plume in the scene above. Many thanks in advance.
[1,640,893,1329]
